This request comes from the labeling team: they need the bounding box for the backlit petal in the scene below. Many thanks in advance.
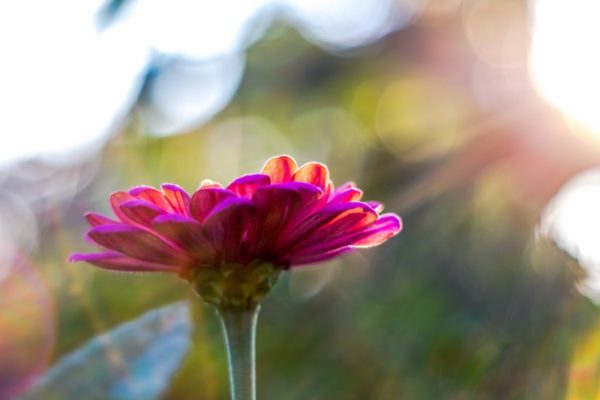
[153,214,217,264]
[276,202,372,250]
[201,197,254,263]
[129,186,173,211]
[289,203,378,251]
[110,191,142,224]
[349,213,402,247]
[248,183,319,253]
[261,155,298,184]
[190,188,235,222]
[87,224,185,264]
[119,200,166,227]
[162,183,191,215]
[293,162,329,190]
[69,252,179,273]
[85,212,117,227]
[366,201,384,213]
[226,174,271,198]
[330,187,363,204]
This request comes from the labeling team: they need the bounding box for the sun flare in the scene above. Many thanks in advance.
[529,0,600,135]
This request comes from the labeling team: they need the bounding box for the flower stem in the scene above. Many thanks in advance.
[217,306,260,400]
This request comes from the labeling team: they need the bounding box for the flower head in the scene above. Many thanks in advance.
[70,155,401,307]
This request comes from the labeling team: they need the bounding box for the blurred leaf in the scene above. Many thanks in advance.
[21,302,191,400]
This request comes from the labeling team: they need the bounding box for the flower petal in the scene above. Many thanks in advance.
[189,188,236,222]
[199,179,223,189]
[69,252,179,273]
[162,183,191,215]
[119,200,166,227]
[288,203,378,251]
[276,202,373,250]
[226,174,271,198]
[348,213,402,247]
[246,183,315,254]
[201,197,255,263]
[87,224,185,264]
[330,186,363,204]
[85,212,117,227]
[261,155,298,184]
[290,213,401,259]
[366,200,384,213]
[129,186,173,211]
[293,162,329,190]
[110,191,138,223]
[153,214,218,264]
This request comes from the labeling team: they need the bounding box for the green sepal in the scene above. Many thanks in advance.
[193,260,281,310]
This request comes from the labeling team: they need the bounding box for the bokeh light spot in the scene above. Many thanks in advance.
[541,169,600,303]
[529,0,600,136]
[375,75,470,161]
[463,0,529,69]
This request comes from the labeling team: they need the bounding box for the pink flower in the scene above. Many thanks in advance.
[70,155,402,281]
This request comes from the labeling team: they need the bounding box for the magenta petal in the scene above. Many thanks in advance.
[226,174,271,198]
[330,187,363,204]
[73,156,402,274]
[162,183,191,215]
[247,185,303,253]
[289,203,377,250]
[153,214,217,263]
[119,200,166,227]
[276,202,374,250]
[201,197,254,263]
[87,224,185,264]
[69,252,179,273]
[246,182,323,254]
[110,191,138,223]
[288,213,401,259]
[85,212,117,227]
[348,213,402,247]
[190,188,235,222]
[129,186,172,211]
[366,201,384,213]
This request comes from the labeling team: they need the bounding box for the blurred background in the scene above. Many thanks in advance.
[3,0,600,398]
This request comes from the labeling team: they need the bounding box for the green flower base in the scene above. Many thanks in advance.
[193,260,281,310]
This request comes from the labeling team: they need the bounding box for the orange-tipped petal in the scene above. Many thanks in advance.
[332,187,363,203]
[109,191,137,223]
[293,162,329,191]
[226,174,271,198]
[162,183,191,215]
[119,200,165,227]
[85,212,117,227]
[350,214,402,247]
[262,155,298,184]
[129,186,172,211]
[190,188,235,222]
[199,179,223,189]
[73,155,402,274]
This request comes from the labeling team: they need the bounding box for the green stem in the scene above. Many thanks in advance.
[217,306,260,400]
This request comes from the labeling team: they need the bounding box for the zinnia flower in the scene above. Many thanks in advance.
[70,155,401,307]
[70,155,402,400]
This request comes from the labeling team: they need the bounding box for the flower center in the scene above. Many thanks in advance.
[193,260,281,310]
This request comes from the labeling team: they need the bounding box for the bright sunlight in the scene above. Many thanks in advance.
[529,0,600,135]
